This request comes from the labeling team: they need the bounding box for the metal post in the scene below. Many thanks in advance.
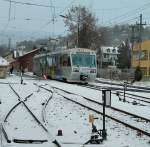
[77,9,80,48]
[77,21,79,48]
[102,90,107,140]
[20,66,23,84]
[136,14,146,67]
[123,82,126,102]
[21,72,23,84]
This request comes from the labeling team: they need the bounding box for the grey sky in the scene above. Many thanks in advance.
[0,0,150,44]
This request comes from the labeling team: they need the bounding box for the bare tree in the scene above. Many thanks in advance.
[63,6,102,50]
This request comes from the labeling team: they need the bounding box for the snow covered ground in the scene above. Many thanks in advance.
[0,75,150,147]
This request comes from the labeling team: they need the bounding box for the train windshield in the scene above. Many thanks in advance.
[71,53,96,67]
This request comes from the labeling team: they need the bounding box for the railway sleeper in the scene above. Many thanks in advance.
[13,139,48,144]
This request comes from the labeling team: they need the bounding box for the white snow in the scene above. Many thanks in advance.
[0,75,150,147]
[0,57,8,66]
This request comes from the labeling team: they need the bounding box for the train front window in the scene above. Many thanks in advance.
[71,53,96,67]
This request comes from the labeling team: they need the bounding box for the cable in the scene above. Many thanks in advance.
[3,0,55,8]
[58,0,76,14]
[105,2,150,25]
[116,16,138,25]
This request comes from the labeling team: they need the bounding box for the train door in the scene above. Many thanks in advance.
[60,54,71,81]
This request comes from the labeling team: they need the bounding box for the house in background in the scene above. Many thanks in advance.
[132,40,150,79]
[0,57,8,78]
[9,48,45,72]
[100,46,119,68]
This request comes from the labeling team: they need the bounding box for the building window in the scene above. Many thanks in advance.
[112,49,116,53]
[140,50,148,60]
[104,53,107,58]
[140,67,147,76]
[133,50,148,60]
[149,67,150,75]
[107,48,110,52]
[149,51,150,60]
[133,51,138,60]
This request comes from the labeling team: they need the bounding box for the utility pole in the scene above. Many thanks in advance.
[9,0,12,21]
[77,8,80,48]
[136,14,146,67]
[130,25,136,66]
[60,14,80,48]
[8,38,11,51]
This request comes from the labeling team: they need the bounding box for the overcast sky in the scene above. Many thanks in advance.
[0,0,150,44]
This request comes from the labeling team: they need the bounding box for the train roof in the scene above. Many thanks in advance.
[34,48,96,58]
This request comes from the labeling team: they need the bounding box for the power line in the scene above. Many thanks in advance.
[58,0,76,14]
[3,0,55,8]
[116,16,138,25]
[105,2,150,25]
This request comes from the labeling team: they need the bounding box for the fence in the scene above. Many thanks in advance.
[97,68,134,81]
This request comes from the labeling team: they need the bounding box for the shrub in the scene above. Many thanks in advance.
[134,66,142,81]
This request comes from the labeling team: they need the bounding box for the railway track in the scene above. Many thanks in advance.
[79,83,150,106]
[96,79,150,91]
[0,83,61,147]
[39,85,150,138]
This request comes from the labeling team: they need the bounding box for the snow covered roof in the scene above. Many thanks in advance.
[101,46,119,54]
[0,56,9,66]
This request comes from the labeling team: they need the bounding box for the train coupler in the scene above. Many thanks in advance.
[80,74,88,81]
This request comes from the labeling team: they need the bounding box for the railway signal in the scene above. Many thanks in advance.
[102,89,111,140]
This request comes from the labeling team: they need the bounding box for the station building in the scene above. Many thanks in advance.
[132,40,150,79]
[9,48,43,72]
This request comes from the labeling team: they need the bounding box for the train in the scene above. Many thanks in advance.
[33,48,97,83]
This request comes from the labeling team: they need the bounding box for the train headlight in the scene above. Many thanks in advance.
[73,68,79,72]
[90,69,96,73]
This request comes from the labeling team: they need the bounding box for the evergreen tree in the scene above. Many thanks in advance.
[117,39,131,69]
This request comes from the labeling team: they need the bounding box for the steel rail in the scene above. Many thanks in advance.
[95,80,150,91]
[56,91,150,137]
[79,84,150,104]
[1,124,11,143]
[41,86,150,137]
[9,83,62,146]
[13,139,48,144]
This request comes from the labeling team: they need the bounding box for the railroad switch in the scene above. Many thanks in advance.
[84,123,103,145]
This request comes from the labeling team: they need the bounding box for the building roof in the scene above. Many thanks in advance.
[101,46,119,54]
[16,48,41,59]
[0,57,8,66]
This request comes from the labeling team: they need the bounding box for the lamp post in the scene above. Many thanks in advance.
[60,14,79,48]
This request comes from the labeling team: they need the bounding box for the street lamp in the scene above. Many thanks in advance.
[60,14,79,48]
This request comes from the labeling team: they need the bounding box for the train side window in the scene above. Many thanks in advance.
[60,55,63,66]
[67,56,71,66]
[52,57,56,66]
[60,54,70,67]
[47,57,52,66]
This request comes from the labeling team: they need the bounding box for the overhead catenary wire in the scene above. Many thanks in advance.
[105,2,150,25]
[115,16,139,26]
[58,0,77,15]
[1,0,150,45]
[3,0,55,8]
